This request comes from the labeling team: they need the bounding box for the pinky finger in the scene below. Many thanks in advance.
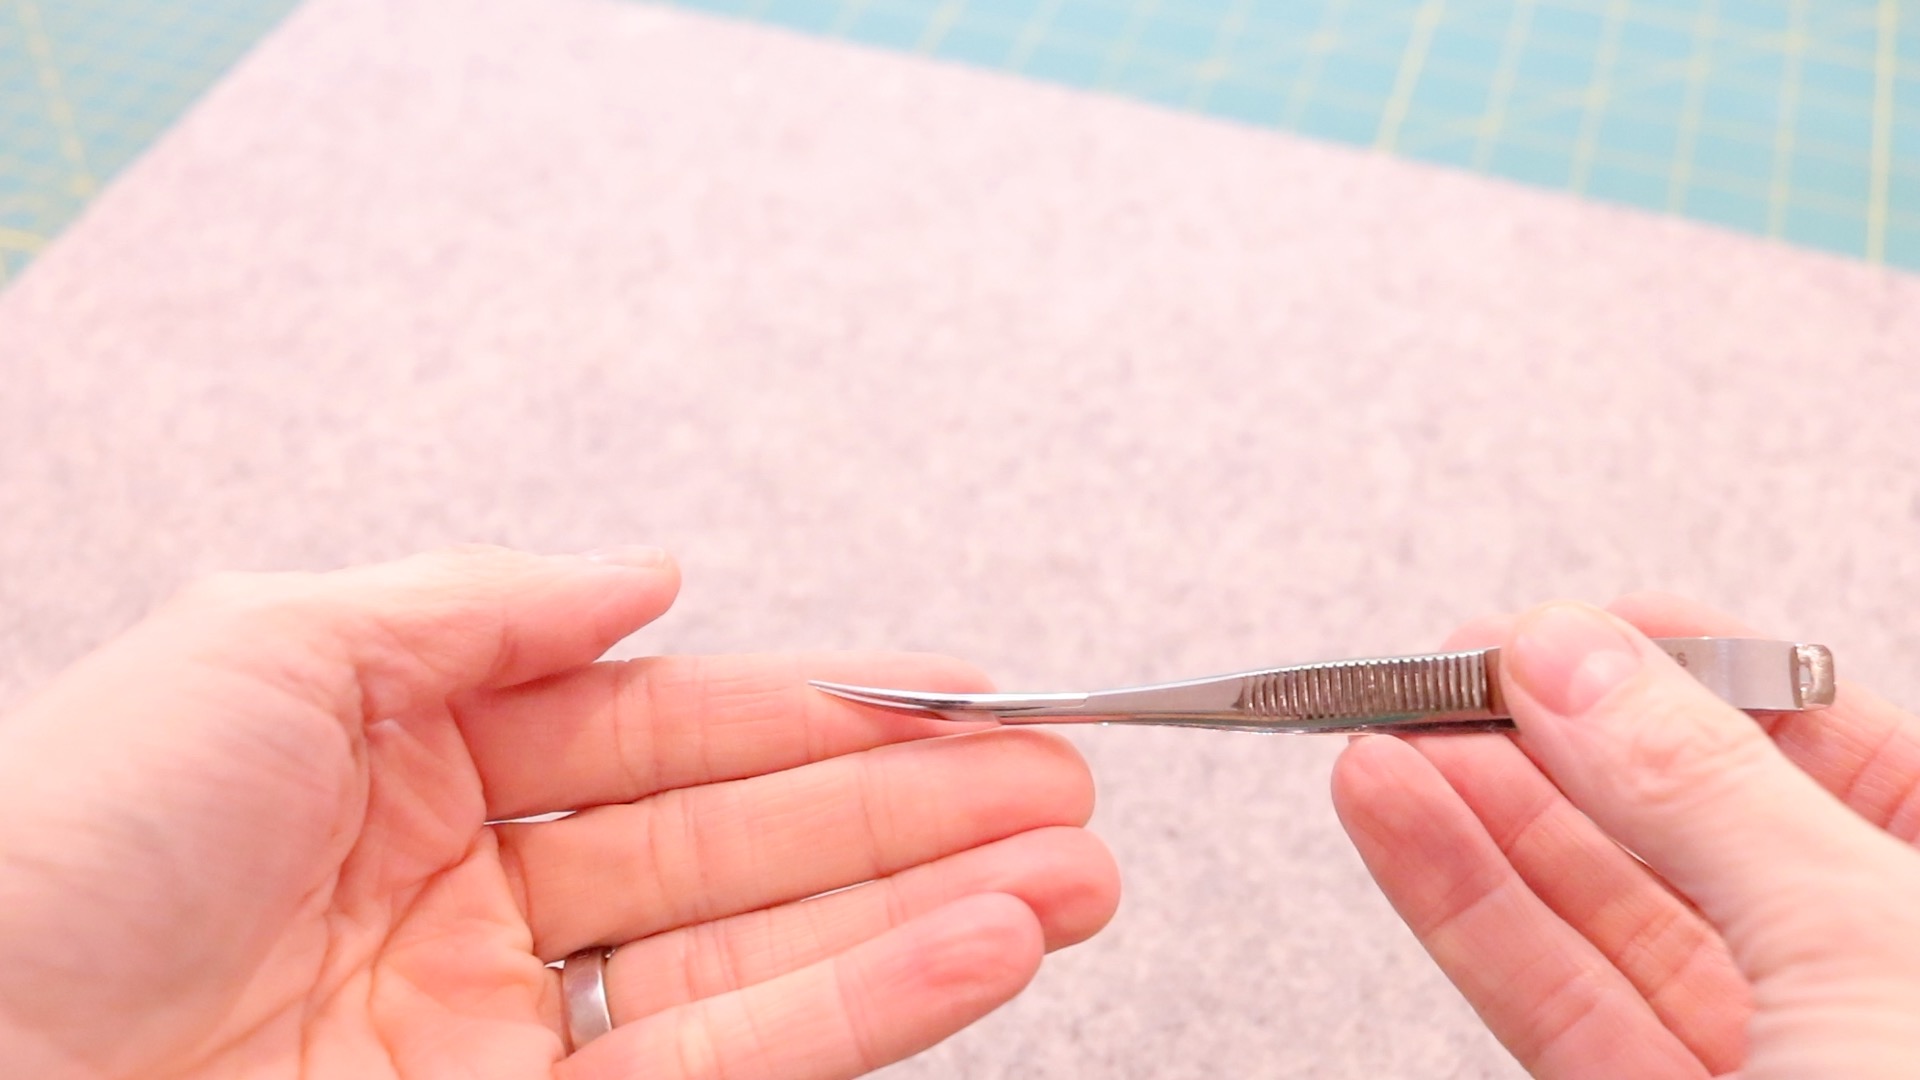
[556,894,1044,1080]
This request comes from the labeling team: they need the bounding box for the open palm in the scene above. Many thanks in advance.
[1333,594,1920,1078]
[0,548,1119,1080]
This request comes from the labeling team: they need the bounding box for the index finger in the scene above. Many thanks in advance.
[456,652,995,819]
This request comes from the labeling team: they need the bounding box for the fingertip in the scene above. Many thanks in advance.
[600,548,682,596]
[1503,602,1647,720]
[1039,828,1122,949]
[908,893,1046,1002]
[575,552,682,654]
[1330,734,1380,802]
[575,545,681,601]
[816,894,1046,1076]
[1021,727,1099,824]
[580,545,672,569]
[925,827,1120,953]
[339,545,688,711]
[1333,732,1412,781]
[1604,591,1759,639]
[964,890,1050,939]
[1440,613,1520,651]
[1329,737,1514,944]
[1331,734,1424,833]
[959,726,1098,828]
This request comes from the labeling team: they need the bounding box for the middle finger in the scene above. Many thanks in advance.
[1409,731,1749,1075]
[1418,612,1748,1072]
[496,726,1093,959]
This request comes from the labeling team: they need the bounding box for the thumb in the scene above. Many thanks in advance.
[1500,602,1911,976]
[162,544,682,718]
[0,548,682,1074]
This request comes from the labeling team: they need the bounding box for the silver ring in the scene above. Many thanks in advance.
[562,947,614,1052]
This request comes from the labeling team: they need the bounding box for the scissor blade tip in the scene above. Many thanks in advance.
[808,680,882,698]
[809,681,936,709]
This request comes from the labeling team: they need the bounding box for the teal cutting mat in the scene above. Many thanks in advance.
[2,0,1916,283]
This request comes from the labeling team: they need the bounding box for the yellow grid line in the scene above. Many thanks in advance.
[1186,0,1251,109]
[1866,0,1897,262]
[1029,20,1908,184]
[826,0,1920,87]
[1005,0,1065,70]
[805,0,1919,79]
[874,0,1920,81]
[830,0,1904,121]
[1664,0,1717,212]
[0,225,46,252]
[1281,0,1350,127]
[1375,0,1445,151]
[1766,0,1806,237]
[1169,50,1892,179]
[1569,0,1629,192]
[946,4,1909,180]
[913,0,966,52]
[1472,0,1535,169]
[1093,0,1160,88]
[1430,16,1911,88]
[1389,24,1891,115]
[1393,14,1881,157]
[1543,0,1920,72]
[13,0,96,203]
[1524,0,1915,75]
[1482,121,1920,228]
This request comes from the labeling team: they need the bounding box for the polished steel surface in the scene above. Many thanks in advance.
[812,637,1836,734]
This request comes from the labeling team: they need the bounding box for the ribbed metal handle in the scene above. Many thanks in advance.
[1233,650,1495,722]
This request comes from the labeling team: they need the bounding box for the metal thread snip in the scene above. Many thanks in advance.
[1234,651,1491,721]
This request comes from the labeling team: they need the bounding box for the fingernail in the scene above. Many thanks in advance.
[1508,604,1643,717]
[582,545,669,568]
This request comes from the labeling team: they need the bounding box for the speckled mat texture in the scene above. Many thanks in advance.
[3,0,1919,1076]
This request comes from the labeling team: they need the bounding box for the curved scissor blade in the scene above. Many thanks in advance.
[808,681,1090,717]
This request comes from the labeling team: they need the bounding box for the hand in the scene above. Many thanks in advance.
[1333,595,1920,1079]
[0,547,1120,1080]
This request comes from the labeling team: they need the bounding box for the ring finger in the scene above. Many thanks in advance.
[603,825,1117,1019]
